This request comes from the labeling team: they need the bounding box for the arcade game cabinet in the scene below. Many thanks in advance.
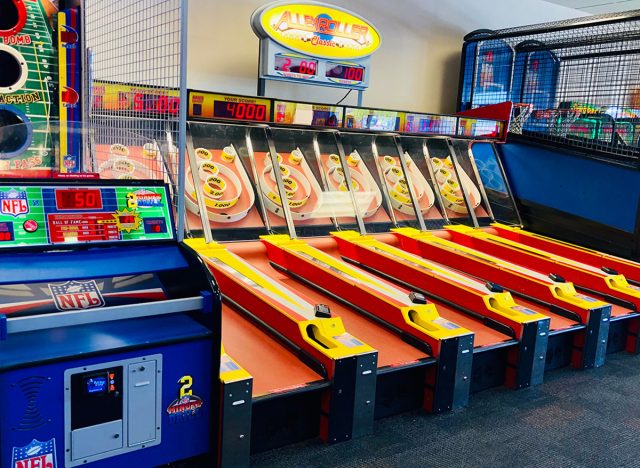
[0,122,221,467]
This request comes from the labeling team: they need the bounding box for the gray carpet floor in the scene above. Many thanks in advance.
[251,352,640,467]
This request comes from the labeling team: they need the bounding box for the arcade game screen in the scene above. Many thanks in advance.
[0,181,175,317]
[343,108,401,131]
[0,183,173,248]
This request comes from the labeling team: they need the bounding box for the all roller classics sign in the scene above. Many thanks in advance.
[252,1,382,60]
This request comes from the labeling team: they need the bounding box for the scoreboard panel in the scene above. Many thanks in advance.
[0,183,174,248]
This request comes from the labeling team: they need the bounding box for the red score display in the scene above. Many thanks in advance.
[118,215,137,224]
[274,55,318,76]
[55,189,103,210]
[213,101,268,121]
[326,63,365,82]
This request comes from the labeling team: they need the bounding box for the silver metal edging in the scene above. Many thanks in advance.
[7,297,204,334]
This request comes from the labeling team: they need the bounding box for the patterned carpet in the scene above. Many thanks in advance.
[252,352,640,467]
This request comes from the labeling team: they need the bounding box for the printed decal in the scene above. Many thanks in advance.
[49,280,105,311]
[11,438,57,468]
[0,190,29,217]
[113,209,142,233]
[131,189,163,208]
[167,375,204,423]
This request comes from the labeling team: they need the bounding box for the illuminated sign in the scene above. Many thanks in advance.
[189,91,272,121]
[252,2,381,60]
[92,81,180,115]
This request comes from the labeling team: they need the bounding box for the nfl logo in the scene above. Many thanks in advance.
[11,438,57,468]
[49,280,105,311]
[0,190,29,217]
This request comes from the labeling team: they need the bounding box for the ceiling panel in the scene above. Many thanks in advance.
[545,0,640,12]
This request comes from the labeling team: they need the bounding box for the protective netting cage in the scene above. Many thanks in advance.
[83,0,188,237]
[458,11,640,163]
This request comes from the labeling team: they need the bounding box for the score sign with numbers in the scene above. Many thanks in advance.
[91,82,180,116]
[251,2,381,90]
[189,92,272,122]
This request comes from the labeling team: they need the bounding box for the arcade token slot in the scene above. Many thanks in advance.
[218,344,253,465]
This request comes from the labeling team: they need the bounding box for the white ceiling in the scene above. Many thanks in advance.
[546,0,640,13]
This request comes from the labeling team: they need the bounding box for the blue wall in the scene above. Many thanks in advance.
[500,143,640,233]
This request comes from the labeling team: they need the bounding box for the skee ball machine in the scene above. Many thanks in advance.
[181,119,496,456]
[300,129,550,392]
[386,136,614,370]
[0,121,221,467]
[183,121,379,453]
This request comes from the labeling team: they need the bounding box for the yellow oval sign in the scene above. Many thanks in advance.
[251,2,382,60]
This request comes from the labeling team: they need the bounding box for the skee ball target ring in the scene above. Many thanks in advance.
[0,105,32,159]
[0,43,28,93]
[0,0,27,37]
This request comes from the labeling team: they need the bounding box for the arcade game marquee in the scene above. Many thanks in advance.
[0,122,221,467]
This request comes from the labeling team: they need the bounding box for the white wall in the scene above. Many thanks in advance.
[187,0,587,113]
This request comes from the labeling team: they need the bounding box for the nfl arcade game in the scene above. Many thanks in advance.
[0,121,221,468]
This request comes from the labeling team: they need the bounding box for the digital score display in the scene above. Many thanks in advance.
[55,189,103,210]
[212,100,268,121]
[0,222,14,242]
[274,55,318,76]
[118,215,137,225]
[326,63,365,83]
[91,82,180,115]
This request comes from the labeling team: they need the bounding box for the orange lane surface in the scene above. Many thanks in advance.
[222,303,324,398]
[227,242,430,368]
[515,296,579,332]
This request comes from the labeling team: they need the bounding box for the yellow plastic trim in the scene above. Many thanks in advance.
[299,317,375,358]
[549,282,610,309]
[395,227,610,311]
[482,291,549,323]
[186,238,308,314]
[220,346,252,384]
[605,274,640,299]
[333,231,546,324]
[492,222,640,269]
[263,234,473,340]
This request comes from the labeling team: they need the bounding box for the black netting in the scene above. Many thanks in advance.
[458,11,640,163]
